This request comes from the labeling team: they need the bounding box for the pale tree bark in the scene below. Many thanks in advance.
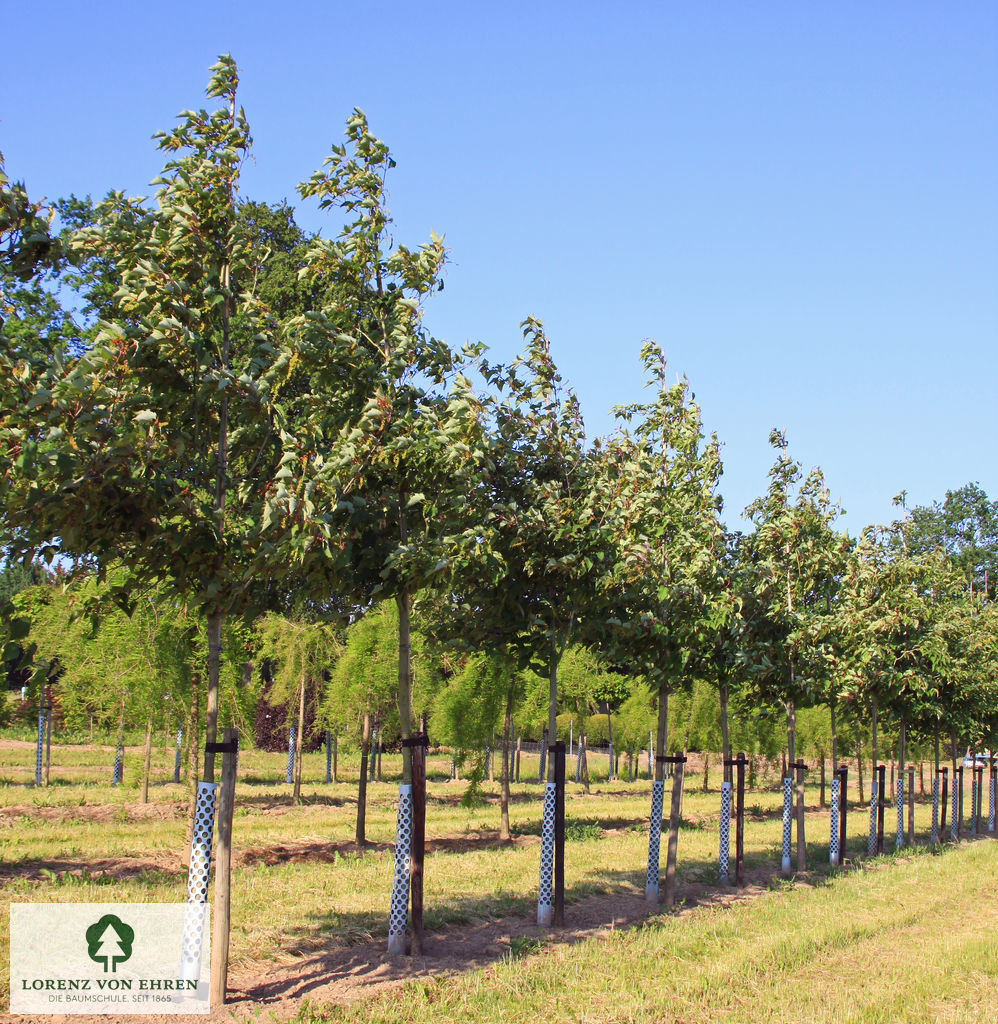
[719,680,731,784]
[141,718,152,804]
[500,675,514,841]
[357,712,370,844]
[292,675,306,804]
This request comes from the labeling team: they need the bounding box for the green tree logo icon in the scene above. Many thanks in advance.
[85,914,134,973]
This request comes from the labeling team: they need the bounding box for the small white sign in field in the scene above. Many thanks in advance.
[10,903,210,1015]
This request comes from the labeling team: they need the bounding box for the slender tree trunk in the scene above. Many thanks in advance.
[204,610,223,784]
[547,633,559,781]
[500,674,513,841]
[605,701,613,782]
[819,749,826,808]
[719,681,731,784]
[856,736,865,804]
[871,696,878,776]
[786,698,796,769]
[293,675,306,804]
[182,682,200,867]
[701,750,709,793]
[934,727,940,774]
[397,589,414,784]
[580,732,590,793]
[949,731,958,774]
[357,713,370,844]
[830,702,838,774]
[141,718,152,804]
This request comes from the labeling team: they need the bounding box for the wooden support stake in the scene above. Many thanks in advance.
[663,754,687,908]
[210,728,238,1007]
[837,765,848,863]
[792,759,808,871]
[409,734,427,955]
[940,768,949,839]
[907,766,915,845]
[724,753,747,886]
[553,742,566,925]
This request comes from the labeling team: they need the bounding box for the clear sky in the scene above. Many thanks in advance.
[4,1,996,533]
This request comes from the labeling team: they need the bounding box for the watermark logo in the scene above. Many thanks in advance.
[86,914,134,973]
[10,903,209,1015]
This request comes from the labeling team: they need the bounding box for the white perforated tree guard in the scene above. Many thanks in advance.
[951,779,959,840]
[537,782,556,926]
[867,779,879,857]
[645,779,664,902]
[174,726,182,783]
[781,777,793,873]
[35,710,45,786]
[989,773,996,834]
[112,735,124,786]
[931,777,940,843]
[895,777,904,849]
[286,725,295,784]
[719,781,731,883]
[369,730,378,781]
[180,781,217,981]
[387,784,412,955]
[829,777,841,865]
[575,744,582,783]
[971,776,979,835]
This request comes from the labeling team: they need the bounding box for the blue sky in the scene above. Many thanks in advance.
[4,1,996,532]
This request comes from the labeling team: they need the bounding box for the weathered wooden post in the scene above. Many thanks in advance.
[781,773,794,874]
[867,767,879,857]
[285,725,295,785]
[722,752,746,885]
[552,741,566,926]
[209,729,238,1006]
[663,753,687,908]
[792,760,807,871]
[939,767,949,840]
[974,763,984,833]
[907,765,915,846]
[409,733,428,955]
[876,764,886,854]
[989,757,996,834]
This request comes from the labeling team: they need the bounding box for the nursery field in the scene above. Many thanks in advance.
[1,739,996,1023]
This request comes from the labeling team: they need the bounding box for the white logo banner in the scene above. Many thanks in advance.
[10,903,210,1015]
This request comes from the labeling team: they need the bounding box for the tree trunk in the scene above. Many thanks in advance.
[949,730,958,774]
[604,701,613,782]
[182,681,200,868]
[856,736,865,804]
[141,718,152,804]
[580,732,590,793]
[356,713,370,844]
[819,750,826,809]
[701,750,709,793]
[397,588,414,785]
[830,702,838,774]
[500,674,513,841]
[293,675,306,804]
[934,727,940,774]
[785,699,796,770]
[871,696,878,776]
[204,609,223,784]
[719,681,731,784]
